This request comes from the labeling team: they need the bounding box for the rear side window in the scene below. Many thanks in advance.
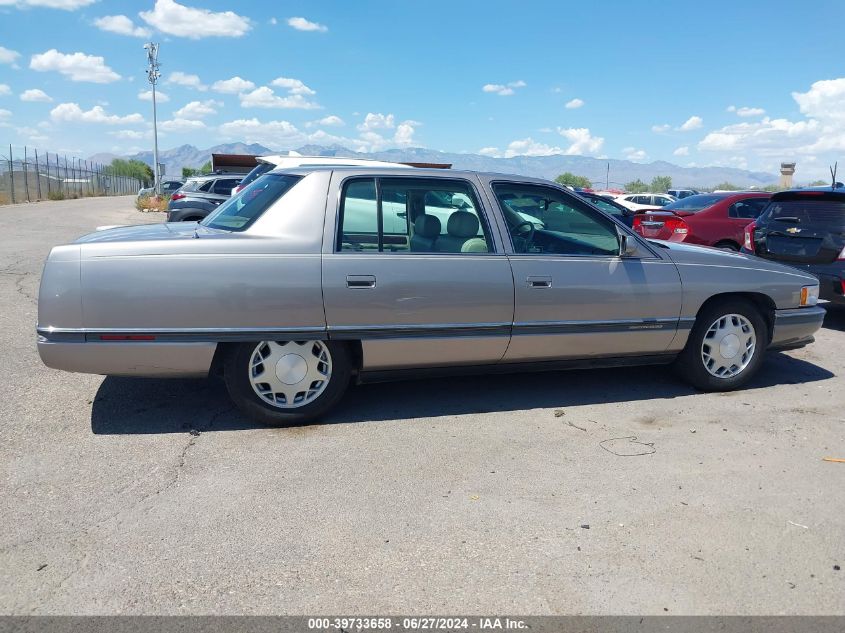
[201,174,301,231]
[729,198,768,219]
[212,178,240,195]
[238,163,274,189]
[761,199,845,228]
[338,177,491,254]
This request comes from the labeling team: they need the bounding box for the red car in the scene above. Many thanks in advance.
[632,192,771,251]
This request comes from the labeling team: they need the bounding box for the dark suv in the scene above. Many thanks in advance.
[744,189,845,305]
[167,174,243,222]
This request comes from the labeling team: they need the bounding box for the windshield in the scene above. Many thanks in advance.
[201,173,302,231]
[586,196,628,218]
[663,193,725,212]
[237,162,274,190]
[761,198,845,228]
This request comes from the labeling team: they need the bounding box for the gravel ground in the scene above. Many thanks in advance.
[0,196,843,615]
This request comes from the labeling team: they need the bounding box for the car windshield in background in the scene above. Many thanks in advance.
[762,199,845,228]
[237,162,275,190]
[201,174,302,231]
[663,194,726,212]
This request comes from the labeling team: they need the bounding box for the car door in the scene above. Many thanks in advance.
[321,173,515,370]
[483,179,683,362]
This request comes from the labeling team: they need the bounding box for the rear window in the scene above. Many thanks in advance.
[237,162,274,190]
[201,174,302,231]
[761,199,845,228]
[663,194,725,212]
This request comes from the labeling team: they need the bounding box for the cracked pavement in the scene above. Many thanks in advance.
[0,196,844,615]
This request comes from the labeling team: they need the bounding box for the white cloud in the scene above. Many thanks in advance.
[478,147,500,157]
[30,49,120,83]
[139,0,251,39]
[219,117,304,147]
[269,17,277,25]
[698,117,820,154]
[1,0,94,8]
[0,46,21,66]
[393,122,417,146]
[211,76,255,94]
[94,15,152,38]
[20,88,52,102]
[727,105,766,117]
[109,129,148,140]
[270,76,316,96]
[50,102,144,125]
[651,123,671,133]
[138,89,170,103]
[677,115,703,131]
[793,78,845,122]
[557,127,604,155]
[173,99,221,119]
[482,80,526,96]
[565,98,584,109]
[502,138,561,158]
[159,118,206,132]
[673,146,690,156]
[287,16,327,32]
[357,113,395,131]
[166,71,207,91]
[306,115,344,128]
[0,84,11,96]
[0,109,11,120]
[240,86,320,110]
[623,147,647,161]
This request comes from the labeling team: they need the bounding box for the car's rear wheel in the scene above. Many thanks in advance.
[224,340,352,426]
[675,298,767,391]
[714,240,740,252]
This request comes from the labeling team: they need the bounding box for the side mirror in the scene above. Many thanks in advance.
[619,232,638,257]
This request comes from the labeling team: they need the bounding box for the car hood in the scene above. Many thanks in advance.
[75,221,209,244]
[652,239,818,282]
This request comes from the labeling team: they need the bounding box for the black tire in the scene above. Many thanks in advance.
[714,241,740,252]
[675,298,768,391]
[223,340,352,426]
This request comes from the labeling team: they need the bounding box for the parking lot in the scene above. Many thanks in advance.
[1,195,843,614]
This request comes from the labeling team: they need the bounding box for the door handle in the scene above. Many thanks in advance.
[346,274,376,289]
[527,275,552,288]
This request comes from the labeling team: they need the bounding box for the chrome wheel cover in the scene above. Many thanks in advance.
[248,341,332,409]
[700,314,756,379]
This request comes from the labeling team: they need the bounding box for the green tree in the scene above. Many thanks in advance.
[182,166,200,178]
[713,182,741,191]
[110,158,153,185]
[650,175,672,193]
[555,172,592,189]
[808,179,828,186]
[625,179,648,193]
[200,160,212,173]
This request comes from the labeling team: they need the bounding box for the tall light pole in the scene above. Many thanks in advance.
[144,42,161,196]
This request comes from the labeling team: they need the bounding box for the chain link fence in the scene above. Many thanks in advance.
[0,144,146,205]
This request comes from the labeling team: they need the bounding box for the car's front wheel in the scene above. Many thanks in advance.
[676,299,767,391]
[224,340,352,426]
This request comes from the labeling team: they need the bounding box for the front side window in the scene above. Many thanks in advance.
[337,177,491,254]
[653,196,671,207]
[201,173,301,231]
[494,183,620,256]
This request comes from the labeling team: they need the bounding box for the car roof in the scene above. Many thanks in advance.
[771,188,845,201]
[267,165,561,186]
[257,154,405,169]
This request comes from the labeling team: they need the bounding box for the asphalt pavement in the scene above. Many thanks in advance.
[1,196,843,614]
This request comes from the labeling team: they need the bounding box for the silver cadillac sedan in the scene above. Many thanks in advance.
[37,167,825,425]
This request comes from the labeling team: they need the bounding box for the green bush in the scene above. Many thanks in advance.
[136,194,169,212]
[47,191,65,201]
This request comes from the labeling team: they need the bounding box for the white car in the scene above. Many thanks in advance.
[615,193,676,212]
[231,153,406,195]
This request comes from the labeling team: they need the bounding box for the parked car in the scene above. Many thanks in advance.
[743,189,845,305]
[577,191,636,227]
[166,174,243,222]
[668,188,700,199]
[137,179,184,199]
[37,167,823,426]
[230,155,406,197]
[616,193,676,212]
[632,192,771,250]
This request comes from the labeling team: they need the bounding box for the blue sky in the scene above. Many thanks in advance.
[1,0,844,179]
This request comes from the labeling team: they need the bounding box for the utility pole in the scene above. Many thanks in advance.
[606,162,610,191]
[144,42,161,196]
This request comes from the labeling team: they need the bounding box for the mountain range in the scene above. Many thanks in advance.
[89,142,779,189]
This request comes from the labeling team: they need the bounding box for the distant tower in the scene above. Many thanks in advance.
[780,162,796,189]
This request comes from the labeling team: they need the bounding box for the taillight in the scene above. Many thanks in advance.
[665,217,689,236]
[744,222,756,252]
[632,215,644,235]
[171,192,185,201]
